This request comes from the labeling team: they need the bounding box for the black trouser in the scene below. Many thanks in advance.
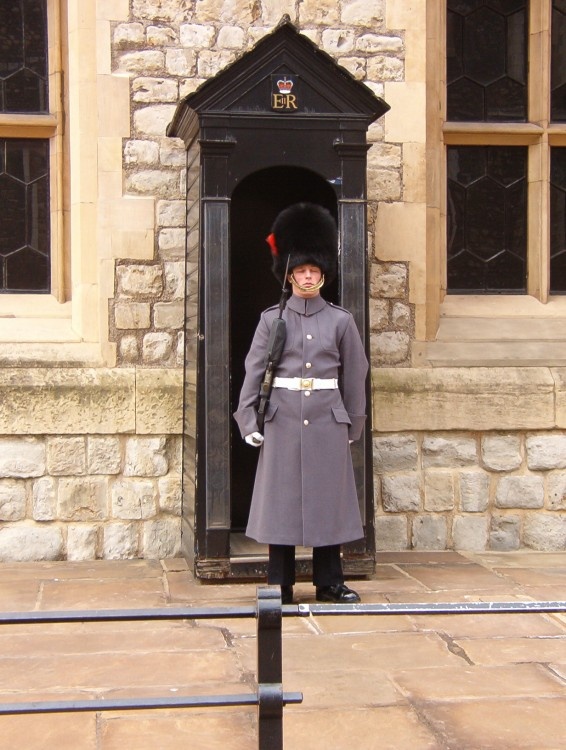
[267,544,343,588]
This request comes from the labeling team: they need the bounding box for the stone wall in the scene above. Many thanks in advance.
[2,1,564,561]
[0,0,411,562]
[375,432,566,552]
[0,435,182,561]
[109,0,412,368]
[371,366,566,552]
[0,369,183,562]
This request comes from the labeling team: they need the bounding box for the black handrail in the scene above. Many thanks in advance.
[0,586,302,750]
[288,599,566,616]
[2,584,564,750]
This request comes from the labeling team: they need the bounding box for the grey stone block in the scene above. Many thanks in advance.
[412,515,447,550]
[381,474,421,512]
[489,515,521,551]
[495,475,544,509]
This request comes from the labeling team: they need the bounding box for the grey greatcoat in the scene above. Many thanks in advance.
[233,293,369,547]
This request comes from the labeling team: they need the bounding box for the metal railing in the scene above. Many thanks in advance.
[0,586,302,750]
[2,585,565,749]
[290,599,566,616]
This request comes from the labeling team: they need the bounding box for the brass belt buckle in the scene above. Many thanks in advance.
[301,378,313,390]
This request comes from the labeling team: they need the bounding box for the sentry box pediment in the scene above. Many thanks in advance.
[167,18,390,143]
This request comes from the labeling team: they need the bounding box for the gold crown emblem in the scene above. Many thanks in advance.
[277,78,293,94]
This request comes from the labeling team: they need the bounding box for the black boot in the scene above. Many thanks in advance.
[281,585,294,604]
[316,583,360,603]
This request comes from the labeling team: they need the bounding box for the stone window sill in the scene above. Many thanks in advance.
[0,297,108,367]
[414,296,566,367]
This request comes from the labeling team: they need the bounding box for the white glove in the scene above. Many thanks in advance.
[245,432,264,447]
[349,440,353,444]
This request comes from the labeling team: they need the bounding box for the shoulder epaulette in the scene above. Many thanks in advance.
[328,301,351,314]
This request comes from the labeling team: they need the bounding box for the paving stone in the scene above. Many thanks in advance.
[410,612,565,638]
[491,566,566,588]
[423,698,566,749]
[550,612,566,629]
[38,577,167,610]
[457,635,566,667]
[328,570,427,597]
[165,569,201,600]
[98,709,256,750]
[285,667,405,708]
[550,663,566,681]
[385,591,525,604]
[0,559,164,581]
[285,705,441,750]
[236,631,465,676]
[0,580,40,611]
[392,663,566,701]
[0,714,97,750]
[1,553,565,750]
[376,550,473,564]
[1,650,241,693]
[465,551,566,568]
[517,585,566,603]
[396,563,511,591]
[0,620,227,658]
[161,556,189,572]
[169,580,257,604]
[309,612,416,635]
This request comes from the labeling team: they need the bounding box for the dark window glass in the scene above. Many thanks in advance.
[447,0,528,122]
[0,0,48,113]
[0,138,50,293]
[551,1,566,121]
[447,146,527,293]
[551,148,566,292]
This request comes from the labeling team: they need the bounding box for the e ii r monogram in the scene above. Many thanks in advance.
[271,75,298,111]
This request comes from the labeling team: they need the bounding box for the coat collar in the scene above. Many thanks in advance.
[286,294,327,316]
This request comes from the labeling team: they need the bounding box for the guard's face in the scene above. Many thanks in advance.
[288,264,323,298]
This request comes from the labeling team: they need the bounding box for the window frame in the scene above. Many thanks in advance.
[426,0,566,314]
[0,0,66,303]
[440,1,564,306]
[417,0,566,356]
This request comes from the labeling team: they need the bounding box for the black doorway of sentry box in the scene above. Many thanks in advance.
[167,18,389,579]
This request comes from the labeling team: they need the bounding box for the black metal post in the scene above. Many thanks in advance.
[256,585,284,750]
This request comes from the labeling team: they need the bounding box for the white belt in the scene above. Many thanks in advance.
[272,377,338,391]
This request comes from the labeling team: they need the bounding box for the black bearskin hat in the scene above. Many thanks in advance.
[267,202,338,284]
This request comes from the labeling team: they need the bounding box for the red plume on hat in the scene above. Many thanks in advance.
[266,233,278,256]
[267,202,338,284]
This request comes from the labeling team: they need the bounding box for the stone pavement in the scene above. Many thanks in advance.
[0,551,565,750]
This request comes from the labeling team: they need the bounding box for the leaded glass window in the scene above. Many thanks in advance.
[446,1,531,294]
[447,146,527,293]
[447,0,528,122]
[443,2,566,309]
[551,149,566,292]
[0,0,48,113]
[551,0,566,122]
[0,138,50,292]
[0,0,50,294]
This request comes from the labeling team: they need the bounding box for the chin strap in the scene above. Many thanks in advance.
[288,273,325,293]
